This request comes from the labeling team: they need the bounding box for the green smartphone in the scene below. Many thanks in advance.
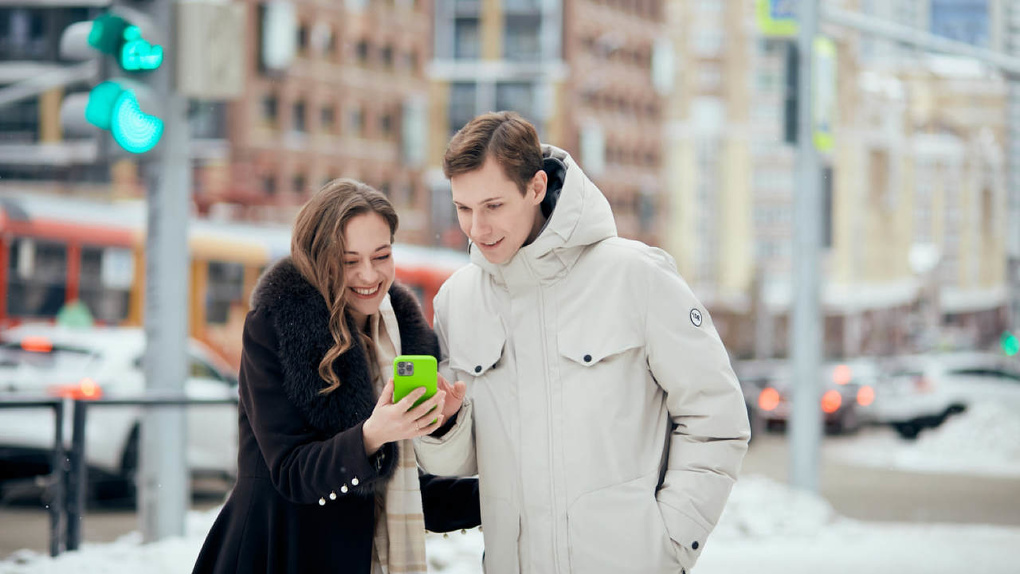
[393,355,438,409]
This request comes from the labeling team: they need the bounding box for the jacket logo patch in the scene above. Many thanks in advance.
[690,308,703,327]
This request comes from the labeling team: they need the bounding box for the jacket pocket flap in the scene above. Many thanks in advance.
[557,325,642,366]
[447,319,507,377]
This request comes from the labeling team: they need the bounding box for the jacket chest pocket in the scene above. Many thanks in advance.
[446,314,508,383]
[557,325,644,385]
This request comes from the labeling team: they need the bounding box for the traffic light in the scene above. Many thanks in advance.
[1002,331,1019,357]
[60,10,164,154]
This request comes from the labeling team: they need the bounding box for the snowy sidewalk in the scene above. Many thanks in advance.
[3,474,1019,574]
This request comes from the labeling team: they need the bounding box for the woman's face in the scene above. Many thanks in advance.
[341,211,395,323]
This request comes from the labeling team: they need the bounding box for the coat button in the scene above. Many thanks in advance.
[583,354,592,363]
[474,365,482,373]
[341,484,349,494]
[692,541,699,550]
[351,477,359,486]
[318,497,326,506]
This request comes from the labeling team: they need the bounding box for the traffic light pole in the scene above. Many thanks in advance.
[139,0,190,543]
[790,0,823,492]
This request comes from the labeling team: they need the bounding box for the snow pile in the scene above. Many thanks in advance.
[711,474,839,539]
[829,402,1020,477]
[0,508,217,574]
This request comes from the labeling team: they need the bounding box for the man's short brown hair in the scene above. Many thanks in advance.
[443,111,544,194]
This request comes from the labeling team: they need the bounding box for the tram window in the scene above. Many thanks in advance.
[79,246,132,324]
[206,261,245,324]
[6,238,67,318]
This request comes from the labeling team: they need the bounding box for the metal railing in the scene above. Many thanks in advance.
[1,394,238,556]
[0,398,65,557]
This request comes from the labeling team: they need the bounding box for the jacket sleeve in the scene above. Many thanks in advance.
[239,306,398,505]
[419,473,481,533]
[644,250,750,566]
[413,294,478,476]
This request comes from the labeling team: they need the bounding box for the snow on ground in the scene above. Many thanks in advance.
[828,401,1020,478]
[4,474,1019,574]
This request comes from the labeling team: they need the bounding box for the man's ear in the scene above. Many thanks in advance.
[530,169,548,205]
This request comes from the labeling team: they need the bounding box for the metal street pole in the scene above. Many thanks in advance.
[790,0,823,493]
[1008,1,1020,336]
[140,0,190,542]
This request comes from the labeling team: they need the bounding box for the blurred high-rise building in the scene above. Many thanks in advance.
[427,0,671,249]
[665,0,1009,359]
[223,0,434,244]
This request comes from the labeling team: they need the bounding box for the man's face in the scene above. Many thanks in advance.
[450,157,546,265]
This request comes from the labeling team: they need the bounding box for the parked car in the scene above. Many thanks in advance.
[0,324,238,499]
[872,352,1020,439]
[735,359,880,435]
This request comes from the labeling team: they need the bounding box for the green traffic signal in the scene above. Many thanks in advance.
[121,26,163,71]
[80,11,164,153]
[87,13,163,72]
[85,81,164,154]
[1002,331,1020,357]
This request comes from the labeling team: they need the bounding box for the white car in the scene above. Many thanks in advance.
[873,352,1020,439]
[0,324,238,497]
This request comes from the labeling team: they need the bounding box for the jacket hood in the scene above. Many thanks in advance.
[470,144,617,284]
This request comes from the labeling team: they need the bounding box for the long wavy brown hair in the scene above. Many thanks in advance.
[290,179,398,394]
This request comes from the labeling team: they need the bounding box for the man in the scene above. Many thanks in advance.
[420,111,750,574]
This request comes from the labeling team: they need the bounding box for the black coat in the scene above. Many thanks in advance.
[193,257,480,574]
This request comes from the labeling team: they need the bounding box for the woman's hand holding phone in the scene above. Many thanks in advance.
[363,379,446,456]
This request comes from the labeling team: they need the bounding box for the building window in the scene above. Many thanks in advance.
[357,40,370,64]
[263,175,277,195]
[79,246,132,324]
[381,45,394,68]
[449,83,477,136]
[325,30,337,57]
[347,104,364,136]
[504,15,540,61]
[496,82,535,123]
[454,17,480,59]
[293,173,307,193]
[292,101,306,133]
[321,106,335,132]
[206,262,245,325]
[262,94,278,126]
[297,23,309,54]
[0,90,38,143]
[380,111,394,136]
[6,238,67,318]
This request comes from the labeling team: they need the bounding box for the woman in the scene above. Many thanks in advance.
[193,180,478,574]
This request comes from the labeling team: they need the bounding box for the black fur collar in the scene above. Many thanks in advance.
[249,257,440,491]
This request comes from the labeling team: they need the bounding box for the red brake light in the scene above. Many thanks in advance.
[759,387,781,411]
[833,364,852,385]
[821,389,842,414]
[21,337,53,353]
[48,378,103,400]
[857,385,875,407]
